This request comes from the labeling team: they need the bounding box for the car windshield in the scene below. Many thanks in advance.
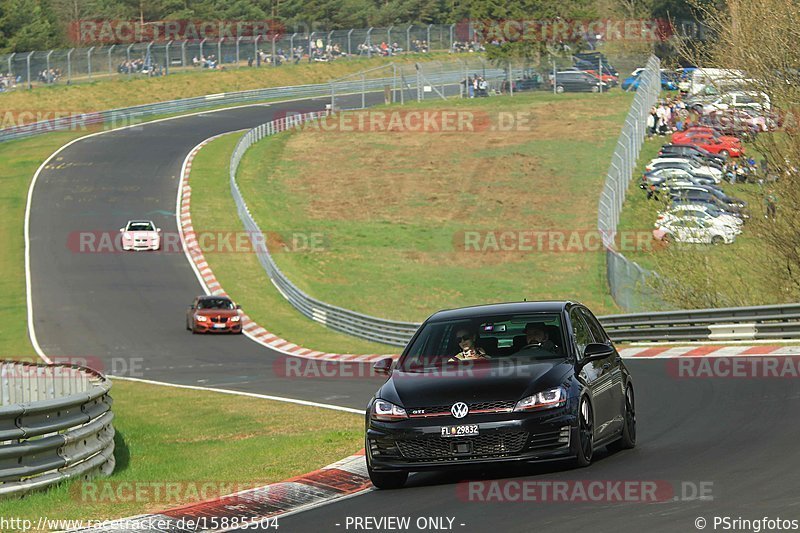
[197,298,235,310]
[128,221,154,231]
[397,313,566,373]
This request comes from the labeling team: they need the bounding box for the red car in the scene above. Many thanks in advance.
[186,295,243,334]
[681,133,744,158]
[582,69,618,86]
[673,127,741,145]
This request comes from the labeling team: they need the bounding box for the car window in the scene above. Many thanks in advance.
[569,308,593,358]
[579,308,608,344]
[128,222,154,231]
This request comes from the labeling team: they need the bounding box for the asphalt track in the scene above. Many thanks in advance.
[27,93,800,532]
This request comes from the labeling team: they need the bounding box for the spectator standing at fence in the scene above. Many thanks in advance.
[646,107,657,138]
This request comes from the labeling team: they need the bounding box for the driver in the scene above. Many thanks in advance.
[449,328,490,362]
[523,323,557,352]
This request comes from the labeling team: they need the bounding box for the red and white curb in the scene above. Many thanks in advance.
[178,135,397,364]
[619,345,800,358]
[71,451,370,532]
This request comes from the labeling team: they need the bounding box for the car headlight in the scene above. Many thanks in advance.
[514,387,567,412]
[371,399,408,421]
[230,316,241,322]
[195,315,208,322]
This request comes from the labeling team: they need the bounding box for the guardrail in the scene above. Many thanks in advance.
[0,58,492,145]
[0,361,114,497]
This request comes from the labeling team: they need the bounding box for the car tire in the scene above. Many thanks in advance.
[556,85,564,94]
[368,467,408,490]
[711,235,724,245]
[572,397,594,467]
[608,385,636,452]
[591,85,599,93]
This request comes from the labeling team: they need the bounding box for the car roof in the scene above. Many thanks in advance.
[197,295,232,301]
[428,301,573,322]
[128,219,154,224]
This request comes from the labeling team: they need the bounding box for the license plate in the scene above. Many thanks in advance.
[213,324,226,329]
[440,424,479,437]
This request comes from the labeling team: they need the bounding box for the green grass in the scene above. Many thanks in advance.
[231,91,634,323]
[0,52,457,116]
[189,133,391,354]
[0,380,361,525]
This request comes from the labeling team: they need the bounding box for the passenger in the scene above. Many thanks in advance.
[523,323,557,352]
[449,328,489,361]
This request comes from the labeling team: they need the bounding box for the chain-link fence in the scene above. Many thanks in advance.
[597,54,663,312]
[0,23,481,90]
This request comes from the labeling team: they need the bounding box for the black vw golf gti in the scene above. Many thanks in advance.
[365,301,636,489]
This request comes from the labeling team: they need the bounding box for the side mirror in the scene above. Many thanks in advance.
[580,343,614,365]
[157,228,162,233]
[119,228,125,232]
[373,357,394,376]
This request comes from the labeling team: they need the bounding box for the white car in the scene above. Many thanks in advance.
[120,220,161,251]
[646,157,722,182]
[654,217,740,245]
[656,204,743,232]
[701,91,771,114]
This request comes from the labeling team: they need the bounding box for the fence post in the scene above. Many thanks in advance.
[126,44,133,77]
[200,38,206,62]
[181,40,187,66]
[107,45,115,76]
[309,31,315,60]
[254,35,261,65]
[367,28,372,57]
[26,51,33,89]
[347,29,353,56]
[426,24,432,49]
[361,73,366,109]
[46,50,52,80]
[7,53,13,77]
[387,25,393,49]
[290,33,296,61]
[271,35,277,66]
[165,41,171,75]
[235,36,241,66]
[145,42,152,73]
[87,46,95,79]
[406,25,412,53]
[217,38,223,65]
[449,24,455,50]
[66,49,73,84]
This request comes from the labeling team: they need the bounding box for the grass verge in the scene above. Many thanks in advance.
[0,52,456,115]
[0,379,361,524]
[189,133,391,354]
[233,91,634,322]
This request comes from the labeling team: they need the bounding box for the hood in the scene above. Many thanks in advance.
[379,360,573,408]
[195,308,238,317]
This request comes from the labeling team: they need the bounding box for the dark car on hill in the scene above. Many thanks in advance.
[365,301,636,489]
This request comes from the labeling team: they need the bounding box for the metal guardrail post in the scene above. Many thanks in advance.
[347,30,353,57]
[200,38,207,62]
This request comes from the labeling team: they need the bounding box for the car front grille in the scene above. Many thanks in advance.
[396,431,529,461]
[409,400,516,417]
[210,316,226,323]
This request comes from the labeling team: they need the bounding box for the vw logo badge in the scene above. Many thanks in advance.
[451,402,469,419]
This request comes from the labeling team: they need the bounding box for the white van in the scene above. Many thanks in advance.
[702,91,771,113]
[689,68,746,95]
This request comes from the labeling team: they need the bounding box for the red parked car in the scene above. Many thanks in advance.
[673,127,743,158]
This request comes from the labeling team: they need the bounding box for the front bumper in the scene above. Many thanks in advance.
[367,408,576,472]
[193,321,242,333]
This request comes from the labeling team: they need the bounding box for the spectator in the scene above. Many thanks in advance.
[765,191,778,219]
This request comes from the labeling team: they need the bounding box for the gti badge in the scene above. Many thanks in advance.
[451,402,469,419]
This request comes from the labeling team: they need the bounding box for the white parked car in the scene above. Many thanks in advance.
[646,157,723,182]
[120,220,161,251]
[656,204,743,232]
[701,91,771,114]
[654,217,740,245]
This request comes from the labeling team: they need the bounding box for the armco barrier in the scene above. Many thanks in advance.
[229,112,800,346]
[0,361,114,497]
